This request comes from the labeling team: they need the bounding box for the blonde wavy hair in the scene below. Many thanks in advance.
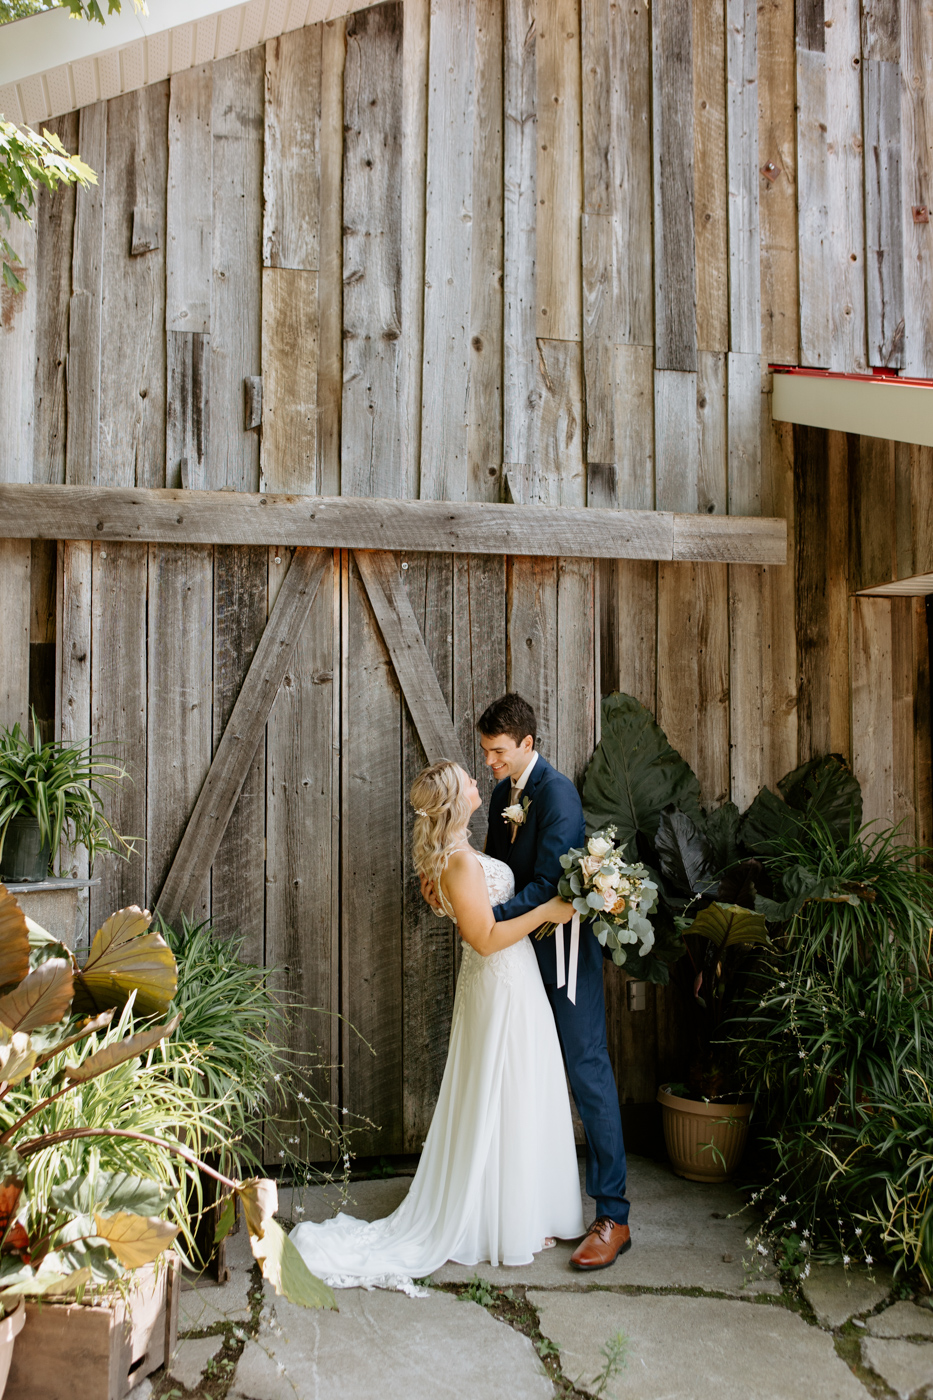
[410,760,474,917]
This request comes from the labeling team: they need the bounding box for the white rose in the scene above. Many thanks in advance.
[503,803,525,824]
[592,873,616,895]
[587,835,612,858]
[580,854,602,878]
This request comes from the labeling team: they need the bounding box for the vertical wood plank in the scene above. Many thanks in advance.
[503,0,537,472]
[536,0,582,343]
[0,217,36,487]
[211,546,268,955]
[694,0,728,353]
[557,558,596,788]
[507,556,559,764]
[726,0,761,355]
[166,331,210,489]
[698,561,730,806]
[210,50,263,492]
[761,412,798,786]
[147,545,214,922]
[900,0,933,376]
[420,0,476,503]
[166,65,213,334]
[612,345,658,711]
[67,103,106,487]
[851,595,893,828]
[0,543,30,733]
[910,596,933,851]
[652,0,697,371]
[851,432,896,591]
[467,0,504,502]
[890,594,915,840]
[863,57,904,367]
[90,543,147,931]
[341,3,404,499]
[655,370,699,512]
[319,19,347,497]
[59,540,92,945]
[609,0,653,347]
[33,112,77,487]
[401,550,455,1150]
[796,44,831,366]
[266,549,338,1159]
[453,552,507,816]
[260,269,319,493]
[657,561,699,772]
[262,26,322,271]
[727,351,762,515]
[824,0,867,372]
[99,84,169,490]
[343,553,403,1154]
[759,0,799,367]
[697,351,727,516]
[535,339,586,507]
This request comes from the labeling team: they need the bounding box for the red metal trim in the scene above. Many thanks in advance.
[769,364,933,388]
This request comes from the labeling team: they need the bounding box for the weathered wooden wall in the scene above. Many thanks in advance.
[1,0,933,1150]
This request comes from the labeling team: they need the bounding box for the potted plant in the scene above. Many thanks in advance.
[0,713,136,882]
[580,694,863,1181]
[0,884,335,1398]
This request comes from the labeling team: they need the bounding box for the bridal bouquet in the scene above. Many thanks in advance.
[540,826,659,965]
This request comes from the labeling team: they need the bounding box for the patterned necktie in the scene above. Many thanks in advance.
[510,782,520,843]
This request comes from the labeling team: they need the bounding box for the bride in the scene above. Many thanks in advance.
[289,759,585,1294]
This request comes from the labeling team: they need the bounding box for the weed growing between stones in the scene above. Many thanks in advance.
[580,1330,629,1398]
[832,1334,899,1400]
[149,1262,267,1400]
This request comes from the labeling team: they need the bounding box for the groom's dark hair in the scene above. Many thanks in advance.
[477,693,537,746]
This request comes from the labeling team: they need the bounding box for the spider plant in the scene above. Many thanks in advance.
[733,823,933,1282]
[0,713,136,871]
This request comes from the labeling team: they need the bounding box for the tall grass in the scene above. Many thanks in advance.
[734,824,933,1284]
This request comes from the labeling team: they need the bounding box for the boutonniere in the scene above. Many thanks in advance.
[502,795,531,844]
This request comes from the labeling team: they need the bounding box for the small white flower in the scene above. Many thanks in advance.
[802,1263,811,1278]
[865,1254,873,1265]
[842,1255,851,1266]
[757,1243,768,1256]
[745,1238,753,1248]
[798,1050,806,1059]
[780,1194,787,1203]
[789,1221,797,1230]
[274,1074,281,1082]
[278,1150,285,1158]
[802,1229,810,1238]
[295,1205,305,1216]
[341,1107,349,1115]
[855,1227,862,1236]
[779,980,786,988]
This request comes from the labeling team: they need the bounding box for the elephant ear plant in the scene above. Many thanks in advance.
[0,884,335,1312]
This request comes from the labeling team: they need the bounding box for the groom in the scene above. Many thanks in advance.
[479,692,631,1269]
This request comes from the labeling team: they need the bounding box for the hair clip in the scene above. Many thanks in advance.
[415,808,429,817]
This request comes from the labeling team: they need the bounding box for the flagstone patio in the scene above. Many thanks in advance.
[136,1156,933,1400]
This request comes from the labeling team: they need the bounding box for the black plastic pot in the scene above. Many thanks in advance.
[0,817,51,882]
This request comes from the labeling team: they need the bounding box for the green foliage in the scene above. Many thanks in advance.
[739,755,863,856]
[0,713,135,873]
[579,1331,630,1398]
[459,1273,498,1309]
[734,823,933,1284]
[582,693,702,852]
[160,915,357,1187]
[0,121,96,289]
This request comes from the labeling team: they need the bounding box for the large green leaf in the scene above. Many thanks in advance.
[654,810,716,896]
[72,906,177,1018]
[237,1178,336,1310]
[683,902,770,952]
[583,694,702,853]
[0,959,74,1033]
[0,888,30,992]
[52,1171,175,1217]
[703,802,741,873]
[65,1011,182,1084]
[740,755,862,855]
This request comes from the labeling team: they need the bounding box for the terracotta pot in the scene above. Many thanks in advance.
[0,1300,26,1399]
[657,1083,752,1183]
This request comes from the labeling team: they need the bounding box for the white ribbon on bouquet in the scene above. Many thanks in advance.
[554,910,580,1005]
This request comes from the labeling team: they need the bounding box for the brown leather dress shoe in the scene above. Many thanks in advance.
[570,1217,632,1270]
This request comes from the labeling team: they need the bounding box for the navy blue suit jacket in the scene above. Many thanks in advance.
[485,754,601,988]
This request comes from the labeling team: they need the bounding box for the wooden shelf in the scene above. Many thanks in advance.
[772,367,933,448]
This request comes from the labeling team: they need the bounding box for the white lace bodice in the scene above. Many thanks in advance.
[454,851,535,1004]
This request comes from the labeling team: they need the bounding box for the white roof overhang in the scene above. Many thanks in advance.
[0,0,373,126]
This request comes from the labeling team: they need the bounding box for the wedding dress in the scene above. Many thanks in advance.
[289,851,584,1295]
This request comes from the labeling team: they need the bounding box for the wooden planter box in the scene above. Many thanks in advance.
[5,1253,179,1400]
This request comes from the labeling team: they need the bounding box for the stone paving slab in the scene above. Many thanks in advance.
[282,1158,779,1297]
[179,1219,255,1329]
[529,1290,869,1400]
[169,1334,224,1388]
[861,1338,933,1399]
[802,1265,895,1329]
[865,1302,933,1340]
[228,1287,554,1400]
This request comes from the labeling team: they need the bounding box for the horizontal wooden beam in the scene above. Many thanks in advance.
[0,484,787,565]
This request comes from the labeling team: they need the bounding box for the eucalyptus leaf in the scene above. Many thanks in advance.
[582,694,702,852]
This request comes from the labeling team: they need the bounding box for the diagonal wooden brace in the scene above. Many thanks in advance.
[156,547,331,926]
